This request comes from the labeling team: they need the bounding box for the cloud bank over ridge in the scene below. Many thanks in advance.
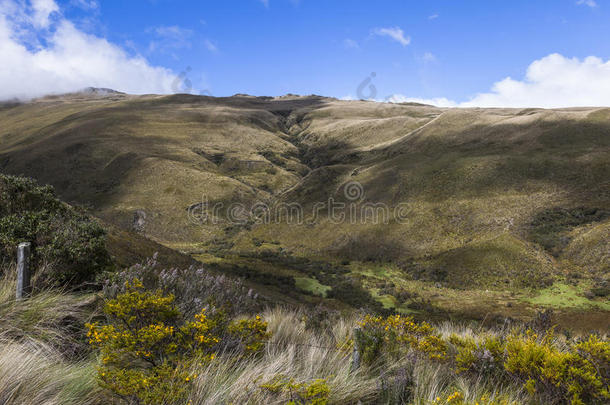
[2,2,610,108]
[0,0,178,100]
[380,54,610,108]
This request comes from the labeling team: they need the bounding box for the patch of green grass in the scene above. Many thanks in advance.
[370,289,396,309]
[526,282,610,310]
[294,277,331,297]
[348,262,402,280]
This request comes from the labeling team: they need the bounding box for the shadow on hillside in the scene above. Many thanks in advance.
[347,118,610,204]
[0,94,333,209]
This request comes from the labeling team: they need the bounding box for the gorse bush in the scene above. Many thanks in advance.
[356,314,447,365]
[451,333,505,375]
[351,314,608,404]
[86,279,270,404]
[504,332,609,405]
[430,390,519,405]
[259,375,331,405]
[0,174,109,286]
[450,329,610,405]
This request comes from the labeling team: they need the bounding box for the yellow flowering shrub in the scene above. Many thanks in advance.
[450,334,505,374]
[228,315,271,354]
[356,314,447,364]
[86,279,270,404]
[504,331,609,405]
[259,375,330,405]
[432,390,518,405]
[448,328,609,404]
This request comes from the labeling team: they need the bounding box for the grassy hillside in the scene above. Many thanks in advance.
[0,92,608,327]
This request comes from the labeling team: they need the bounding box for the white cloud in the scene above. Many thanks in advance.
[462,54,610,108]
[0,0,178,100]
[203,39,217,52]
[154,25,191,39]
[343,38,358,49]
[259,0,269,7]
[428,14,439,20]
[384,94,457,108]
[31,0,58,28]
[70,0,99,10]
[576,0,597,8]
[378,54,610,108]
[371,26,411,46]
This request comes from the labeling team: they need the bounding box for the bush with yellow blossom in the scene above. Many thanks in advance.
[432,390,519,405]
[259,375,331,405]
[504,331,609,405]
[450,333,505,375]
[356,314,447,365]
[450,328,609,405]
[86,279,270,404]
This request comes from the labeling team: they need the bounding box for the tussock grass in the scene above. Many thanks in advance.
[0,338,100,405]
[186,308,528,404]
[189,308,377,404]
[0,265,96,355]
[0,266,102,404]
[0,288,583,404]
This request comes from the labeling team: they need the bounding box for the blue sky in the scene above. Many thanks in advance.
[2,0,610,106]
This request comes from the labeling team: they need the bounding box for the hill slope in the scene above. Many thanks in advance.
[0,92,608,326]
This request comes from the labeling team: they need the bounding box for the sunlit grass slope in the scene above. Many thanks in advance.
[0,92,608,325]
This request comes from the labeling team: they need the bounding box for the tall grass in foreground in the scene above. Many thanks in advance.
[189,308,379,404]
[0,261,606,404]
[0,266,103,404]
[0,338,100,405]
[188,308,528,404]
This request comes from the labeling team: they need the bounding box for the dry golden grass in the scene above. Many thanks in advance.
[0,339,100,405]
[0,93,608,321]
[186,308,529,404]
[0,268,102,405]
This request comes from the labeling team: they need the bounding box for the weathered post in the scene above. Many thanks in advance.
[16,242,31,300]
[351,326,362,372]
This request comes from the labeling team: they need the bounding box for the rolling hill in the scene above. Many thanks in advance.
[0,90,608,328]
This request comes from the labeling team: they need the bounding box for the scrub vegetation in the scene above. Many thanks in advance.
[0,93,608,403]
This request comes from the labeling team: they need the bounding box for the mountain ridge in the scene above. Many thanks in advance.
[0,92,607,326]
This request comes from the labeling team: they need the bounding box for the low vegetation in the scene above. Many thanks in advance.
[0,94,608,403]
[0,269,101,404]
[0,174,109,286]
[529,207,609,257]
[0,254,608,404]
[86,279,270,404]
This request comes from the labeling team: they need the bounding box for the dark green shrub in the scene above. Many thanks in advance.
[530,207,609,256]
[0,174,109,285]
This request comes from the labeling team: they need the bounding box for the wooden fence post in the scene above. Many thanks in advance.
[352,326,361,372]
[16,242,31,300]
